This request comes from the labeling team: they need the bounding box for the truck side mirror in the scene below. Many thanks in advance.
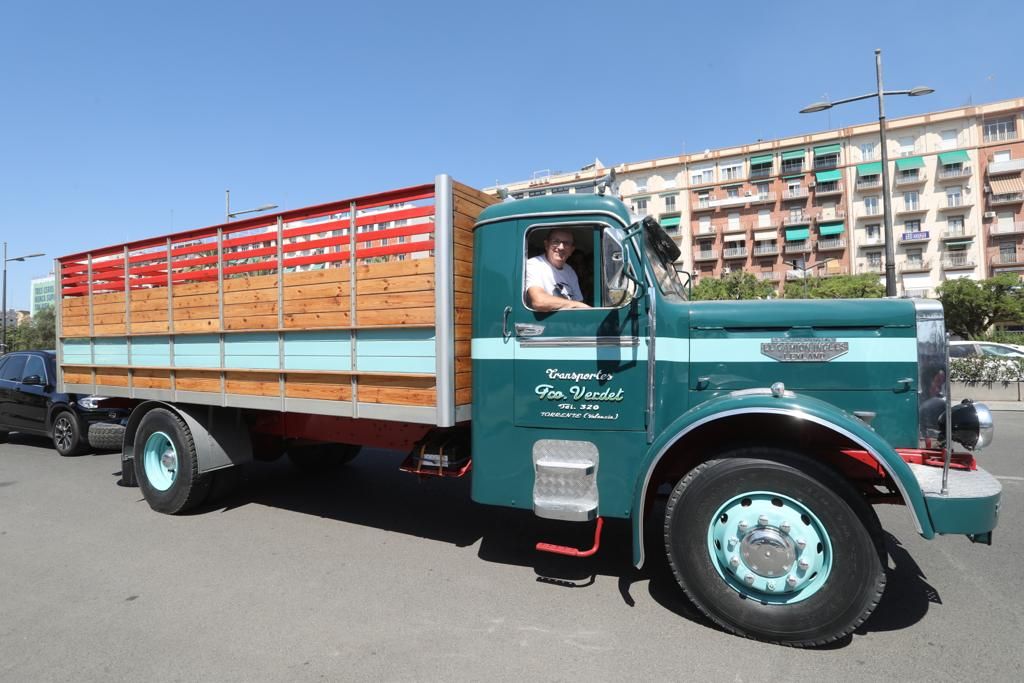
[603,228,627,295]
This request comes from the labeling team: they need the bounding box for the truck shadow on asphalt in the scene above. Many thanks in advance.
[117,446,941,647]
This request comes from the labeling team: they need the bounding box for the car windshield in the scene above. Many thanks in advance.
[980,344,1022,357]
[643,228,687,301]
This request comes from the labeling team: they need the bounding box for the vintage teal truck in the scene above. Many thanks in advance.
[56,175,999,646]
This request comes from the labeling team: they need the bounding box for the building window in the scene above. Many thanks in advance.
[551,186,570,194]
[634,198,649,216]
[663,194,677,212]
[697,192,710,208]
[940,129,958,150]
[728,212,741,229]
[946,186,963,207]
[1000,241,1016,261]
[865,196,880,215]
[691,168,713,185]
[528,189,546,197]
[859,142,876,160]
[726,187,740,198]
[781,158,804,174]
[898,168,920,183]
[866,224,881,242]
[905,219,921,232]
[755,182,770,197]
[903,191,920,211]
[867,251,882,268]
[698,215,712,234]
[947,215,965,236]
[898,136,915,156]
[983,117,1017,143]
[993,150,1011,163]
[721,163,743,181]
[906,248,924,269]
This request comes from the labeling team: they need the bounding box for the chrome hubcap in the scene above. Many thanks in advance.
[55,418,72,450]
[739,527,797,578]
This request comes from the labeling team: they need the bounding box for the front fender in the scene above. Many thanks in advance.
[630,390,933,568]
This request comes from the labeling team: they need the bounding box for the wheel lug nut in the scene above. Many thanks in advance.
[744,574,755,585]
[798,559,810,571]
[737,521,749,532]
[727,538,736,549]
[786,576,798,587]
[796,538,807,549]
[767,582,775,591]
[757,515,769,526]
[780,522,791,534]
[730,556,739,568]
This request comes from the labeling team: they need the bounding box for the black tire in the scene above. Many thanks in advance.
[663,448,886,647]
[133,408,211,514]
[287,443,361,474]
[206,465,241,504]
[88,422,126,451]
[0,430,8,443]
[52,410,86,456]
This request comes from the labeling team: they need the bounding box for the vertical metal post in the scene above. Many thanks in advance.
[942,333,952,495]
[87,254,95,388]
[1,242,6,354]
[349,201,359,416]
[433,174,455,427]
[54,259,64,391]
[124,246,133,396]
[167,238,176,396]
[277,216,285,410]
[217,228,226,404]
[876,48,897,298]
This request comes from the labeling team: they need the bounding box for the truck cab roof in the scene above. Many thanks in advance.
[477,193,632,229]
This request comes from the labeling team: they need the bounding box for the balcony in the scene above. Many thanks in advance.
[813,211,846,223]
[894,171,926,187]
[814,157,839,170]
[723,221,746,234]
[814,182,843,197]
[942,254,976,269]
[693,200,715,212]
[903,288,930,298]
[860,263,884,274]
[986,158,1024,175]
[753,243,780,256]
[939,197,973,212]
[782,188,809,201]
[782,215,811,226]
[942,227,975,240]
[937,166,972,182]
[784,240,812,254]
[857,207,884,220]
[899,230,931,244]
[758,271,782,281]
[819,266,850,277]
[695,226,718,237]
[992,251,1024,266]
[816,237,847,251]
[859,237,886,248]
[899,259,932,273]
[856,177,882,191]
[749,192,777,205]
[990,221,1024,236]
[749,166,774,180]
[723,247,749,259]
[895,201,928,216]
[989,193,1024,206]
[693,250,719,262]
[983,130,1019,144]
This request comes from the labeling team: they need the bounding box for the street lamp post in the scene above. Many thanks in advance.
[800,49,933,297]
[225,190,278,222]
[2,242,46,354]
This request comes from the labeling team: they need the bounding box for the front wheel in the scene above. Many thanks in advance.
[52,410,85,456]
[664,449,886,647]
[133,408,210,514]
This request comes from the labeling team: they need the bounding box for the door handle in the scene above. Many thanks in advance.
[515,323,545,337]
[502,306,512,341]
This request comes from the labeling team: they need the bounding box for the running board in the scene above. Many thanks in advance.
[536,517,604,558]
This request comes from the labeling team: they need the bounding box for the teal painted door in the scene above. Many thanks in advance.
[512,222,647,432]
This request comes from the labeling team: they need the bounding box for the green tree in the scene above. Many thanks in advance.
[692,271,776,300]
[782,273,885,299]
[6,307,56,352]
[936,273,1024,339]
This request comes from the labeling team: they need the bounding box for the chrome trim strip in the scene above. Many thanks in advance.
[434,174,455,428]
[634,406,924,569]
[517,335,640,348]
[476,209,629,229]
[646,284,656,444]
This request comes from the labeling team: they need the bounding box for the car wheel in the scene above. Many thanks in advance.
[88,422,126,451]
[287,443,361,474]
[133,408,211,514]
[663,448,886,647]
[52,410,86,456]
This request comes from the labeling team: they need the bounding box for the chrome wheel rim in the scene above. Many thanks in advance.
[54,416,73,452]
[143,431,177,491]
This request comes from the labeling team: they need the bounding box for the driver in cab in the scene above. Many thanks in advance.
[525,228,592,312]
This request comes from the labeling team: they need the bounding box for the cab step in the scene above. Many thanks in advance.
[536,517,604,558]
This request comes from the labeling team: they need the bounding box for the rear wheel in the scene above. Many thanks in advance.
[52,410,85,456]
[287,443,361,474]
[664,448,886,647]
[133,408,210,514]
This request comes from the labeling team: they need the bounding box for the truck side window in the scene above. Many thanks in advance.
[523,224,633,311]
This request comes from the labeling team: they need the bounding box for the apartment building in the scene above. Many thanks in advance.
[496,98,1024,296]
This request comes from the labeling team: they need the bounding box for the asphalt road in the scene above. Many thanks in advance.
[1,415,1022,682]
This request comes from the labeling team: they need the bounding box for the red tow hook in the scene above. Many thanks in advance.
[535,517,604,558]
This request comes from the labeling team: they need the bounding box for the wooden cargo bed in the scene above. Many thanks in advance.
[56,175,497,426]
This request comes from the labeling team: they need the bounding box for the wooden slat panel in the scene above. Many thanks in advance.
[172,292,219,310]
[454,340,470,358]
[223,315,279,330]
[455,308,471,325]
[356,308,434,326]
[455,324,471,341]
[453,227,474,248]
[223,301,280,318]
[222,272,278,293]
[282,297,348,315]
[94,323,127,335]
[62,325,91,336]
[285,374,352,401]
[454,275,472,293]
[225,287,285,304]
[358,375,436,406]
[171,281,220,298]
[455,358,471,375]
[356,274,433,295]
[282,268,348,288]
[225,372,279,397]
[132,321,171,334]
[283,311,352,328]
[356,258,434,280]
[356,291,435,311]
[95,368,129,387]
[456,372,471,390]
[134,369,172,390]
[456,388,472,405]
[281,282,348,301]
[454,243,472,265]
[454,260,472,279]
[454,292,471,309]
[63,369,92,384]
[173,319,219,333]
[452,182,500,208]
[127,297,169,314]
[91,312,132,325]
[453,212,477,232]
[175,370,220,392]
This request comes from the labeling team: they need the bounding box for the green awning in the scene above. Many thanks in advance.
[815,169,842,182]
[945,239,973,247]
[749,154,773,166]
[781,149,806,161]
[660,216,681,228]
[814,143,841,156]
[938,150,970,165]
[857,162,882,176]
[819,222,845,236]
[785,228,809,241]
[896,156,925,170]
[783,174,805,179]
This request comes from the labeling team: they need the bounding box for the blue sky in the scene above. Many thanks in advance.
[1,0,1021,308]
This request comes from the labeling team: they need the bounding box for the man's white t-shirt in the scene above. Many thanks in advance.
[525,255,584,303]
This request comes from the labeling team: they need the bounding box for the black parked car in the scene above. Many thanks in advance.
[0,350,130,455]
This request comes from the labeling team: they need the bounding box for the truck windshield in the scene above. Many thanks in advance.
[644,229,688,301]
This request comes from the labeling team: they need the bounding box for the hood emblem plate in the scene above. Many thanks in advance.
[760,337,849,362]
